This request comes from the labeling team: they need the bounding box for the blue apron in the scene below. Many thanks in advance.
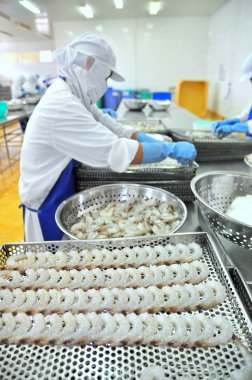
[22,160,76,241]
[247,105,252,137]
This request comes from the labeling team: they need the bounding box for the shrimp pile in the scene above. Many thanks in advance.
[0,241,233,347]
[70,198,181,240]
[121,120,166,134]
[0,312,233,346]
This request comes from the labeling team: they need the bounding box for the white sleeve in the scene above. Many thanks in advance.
[51,100,139,173]
[237,106,250,122]
[90,103,135,138]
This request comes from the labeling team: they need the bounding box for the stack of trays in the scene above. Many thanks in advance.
[75,160,199,202]
[170,130,252,162]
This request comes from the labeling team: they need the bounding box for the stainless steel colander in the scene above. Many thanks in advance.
[55,183,187,241]
[191,171,252,250]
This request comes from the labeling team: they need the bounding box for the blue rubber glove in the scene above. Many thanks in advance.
[100,108,117,118]
[213,122,249,137]
[136,131,158,143]
[212,117,240,134]
[142,142,197,164]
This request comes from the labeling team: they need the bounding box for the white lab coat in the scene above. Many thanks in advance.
[237,104,252,134]
[19,78,138,241]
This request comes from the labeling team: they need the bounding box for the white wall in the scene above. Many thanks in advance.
[53,17,209,91]
[207,0,252,117]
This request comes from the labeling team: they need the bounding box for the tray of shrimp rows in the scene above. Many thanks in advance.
[0,232,251,380]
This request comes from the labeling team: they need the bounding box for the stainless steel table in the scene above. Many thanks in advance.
[0,105,35,173]
[117,100,252,287]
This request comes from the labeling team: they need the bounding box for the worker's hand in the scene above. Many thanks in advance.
[212,122,249,137]
[212,117,240,133]
[141,142,196,164]
[100,108,117,118]
[167,142,197,164]
[135,131,163,143]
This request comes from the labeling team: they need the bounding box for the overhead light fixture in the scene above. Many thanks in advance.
[79,4,94,19]
[114,0,123,9]
[35,16,50,34]
[149,1,161,16]
[19,0,40,15]
[0,30,13,37]
[15,21,31,31]
[0,12,11,21]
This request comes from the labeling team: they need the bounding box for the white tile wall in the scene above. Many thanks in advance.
[207,0,252,117]
[53,17,209,91]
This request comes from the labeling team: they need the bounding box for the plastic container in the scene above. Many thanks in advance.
[152,92,172,101]
[0,101,7,118]
[193,119,213,132]
[175,80,209,117]
[103,87,122,110]
[138,90,152,100]
[96,98,103,108]
[121,89,137,99]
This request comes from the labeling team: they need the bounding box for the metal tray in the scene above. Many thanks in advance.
[118,118,168,134]
[75,179,194,202]
[75,161,198,181]
[0,232,251,380]
[170,130,252,162]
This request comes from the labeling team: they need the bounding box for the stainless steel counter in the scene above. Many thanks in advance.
[117,100,252,286]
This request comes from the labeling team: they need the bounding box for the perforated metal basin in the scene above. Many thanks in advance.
[55,183,187,241]
[191,171,252,250]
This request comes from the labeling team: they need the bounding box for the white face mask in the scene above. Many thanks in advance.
[86,79,107,104]
[85,60,110,104]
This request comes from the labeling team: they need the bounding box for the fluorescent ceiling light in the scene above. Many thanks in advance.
[15,21,31,30]
[19,0,40,15]
[0,12,10,21]
[79,4,94,19]
[0,30,13,37]
[149,1,161,15]
[114,0,123,9]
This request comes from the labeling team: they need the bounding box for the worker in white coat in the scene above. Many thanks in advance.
[23,75,38,96]
[19,33,196,241]
[213,53,252,137]
[11,75,26,99]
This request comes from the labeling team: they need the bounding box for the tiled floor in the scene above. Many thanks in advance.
[0,162,23,244]
[0,121,24,244]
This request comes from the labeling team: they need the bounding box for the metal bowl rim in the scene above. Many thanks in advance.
[55,183,188,241]
[190,170,252,230]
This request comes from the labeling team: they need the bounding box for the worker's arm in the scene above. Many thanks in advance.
[90,103,136,138]
[52,100,138,173]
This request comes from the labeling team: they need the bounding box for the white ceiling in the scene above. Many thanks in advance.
[0,0,229,44]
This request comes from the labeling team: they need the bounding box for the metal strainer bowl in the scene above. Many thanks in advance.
[56,183,187,241]
[191,171,252,250]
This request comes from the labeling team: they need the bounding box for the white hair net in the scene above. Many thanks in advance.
[53,33,124,105]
